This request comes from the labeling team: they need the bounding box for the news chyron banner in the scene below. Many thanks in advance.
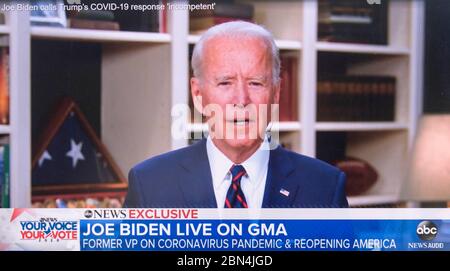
[0,208,449,251]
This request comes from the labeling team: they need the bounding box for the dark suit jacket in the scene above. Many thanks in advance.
[124,139,348,208]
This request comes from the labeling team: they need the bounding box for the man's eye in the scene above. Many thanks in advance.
[218,81,231,86]
[249,81,263,87]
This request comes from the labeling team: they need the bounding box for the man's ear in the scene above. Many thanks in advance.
[273,81,281,104]
[191,77,204,114]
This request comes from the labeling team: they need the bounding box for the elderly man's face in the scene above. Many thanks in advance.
[191,36,280,152]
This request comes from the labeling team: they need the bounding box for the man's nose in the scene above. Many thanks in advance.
[234,81,251,106]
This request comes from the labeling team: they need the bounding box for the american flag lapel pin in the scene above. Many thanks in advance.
[279,188,290,197]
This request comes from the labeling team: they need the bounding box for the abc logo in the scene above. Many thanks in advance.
[84,210,93,218]
[416,221,438,241]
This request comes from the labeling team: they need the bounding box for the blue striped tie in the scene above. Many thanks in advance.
[224,165,248,208]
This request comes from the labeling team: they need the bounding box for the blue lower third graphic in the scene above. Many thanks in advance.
[79,219,450,251]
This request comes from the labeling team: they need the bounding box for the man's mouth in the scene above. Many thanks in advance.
[228,119,253,126]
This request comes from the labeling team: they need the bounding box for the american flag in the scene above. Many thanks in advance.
[32,110,119,186]
[280,188,290,197]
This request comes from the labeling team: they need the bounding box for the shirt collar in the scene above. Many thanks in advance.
[241,138,270,185]
[206,136,270,189]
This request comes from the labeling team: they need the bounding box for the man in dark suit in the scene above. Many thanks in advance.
[125,21,348,208]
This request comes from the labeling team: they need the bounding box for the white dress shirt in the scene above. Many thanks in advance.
[206,136,270,208]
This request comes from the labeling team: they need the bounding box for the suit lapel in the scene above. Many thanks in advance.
[262,146,298,207]
[178,139,217,207]
[177,140,302,208]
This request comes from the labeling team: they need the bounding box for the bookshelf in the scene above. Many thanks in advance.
[2,6,32,208]
[31,26,171,43]
[315,122,409,132]
[347,194,400,207]
[0,25,9,34]
[0,125,10,134]
[316,41,410,55]
[5,0,424,208]
[305,0,424,207]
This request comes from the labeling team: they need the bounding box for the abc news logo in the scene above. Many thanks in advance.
[84,209,127,219]
[416,221,438,241]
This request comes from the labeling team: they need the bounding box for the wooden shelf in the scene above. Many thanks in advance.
[31,27,171,43]
[275,40,302,50]
[316,41,410,55]
[0,125,11,134]
[272,122,301,131]
[348,194,400,207]
[187,34,200,44]
[0,25,10,34]
[315,122,409,131]
[188,34,301,50]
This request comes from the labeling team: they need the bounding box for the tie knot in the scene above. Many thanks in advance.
[230,164,246,183]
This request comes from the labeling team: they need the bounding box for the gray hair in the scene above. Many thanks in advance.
[191,21,280,84]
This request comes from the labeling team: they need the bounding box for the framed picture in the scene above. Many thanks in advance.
[32,97,127,196]
[30,0,67,27]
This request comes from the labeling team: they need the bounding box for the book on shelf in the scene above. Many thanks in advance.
[67,0,166,33]
[159,0,168,33]
[0,12,5,25]
[190,1,254,19]
[317,75,396,122]
[316,131,347,163]
[67,10,119,31]
[0,143,10,208]
[112,0,164,33]
[30,0,66,28]
[279,55,299,122]
[189,1,254,34]
[68,9,116,21]
[0,36,8,125]
[318,0,388,45]
[67,19,120,31]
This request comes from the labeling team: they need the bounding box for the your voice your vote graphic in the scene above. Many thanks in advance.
[1,208,450,251]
